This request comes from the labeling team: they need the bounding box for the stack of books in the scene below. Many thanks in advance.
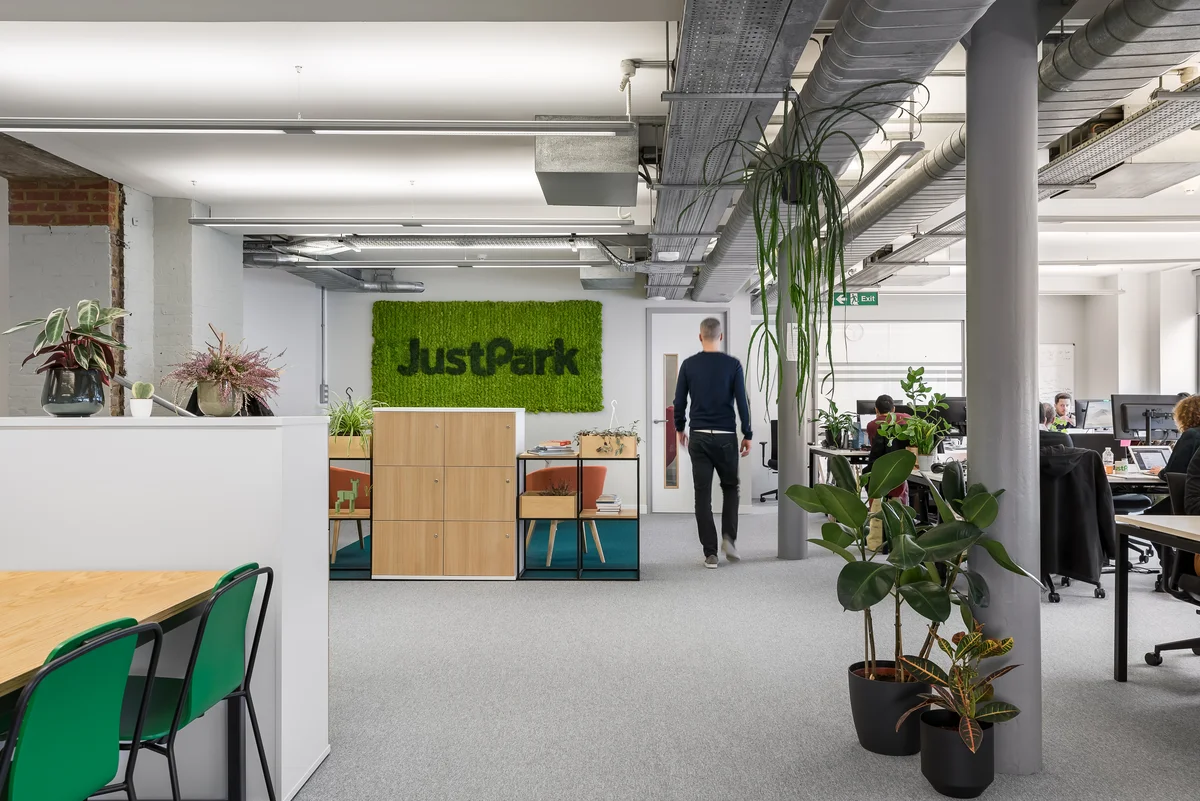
[594,494,623,515]
[530,440,576,456]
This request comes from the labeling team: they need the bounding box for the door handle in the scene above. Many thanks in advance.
[652,419,668,424]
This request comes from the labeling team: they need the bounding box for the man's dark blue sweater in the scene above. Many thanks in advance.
[673,351,752,440]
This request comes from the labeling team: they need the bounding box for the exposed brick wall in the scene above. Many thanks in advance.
[8,178,120,227]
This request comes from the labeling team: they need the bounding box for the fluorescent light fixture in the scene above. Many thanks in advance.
[658,251,682,261]
[305,260,609,268]
[0,118,636,137]
[842,141,925,214]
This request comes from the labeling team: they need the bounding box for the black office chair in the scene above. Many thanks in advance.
[759,420,778,502]
[1144,472,1200,665]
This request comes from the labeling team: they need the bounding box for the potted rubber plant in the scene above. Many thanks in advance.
[2,300,128,417]
[812,400,855,449]
[328,391,377,458]
[786,452,1035,756]
[899,623,1021,798]
[878,366,951,471]
[166,324,282,417]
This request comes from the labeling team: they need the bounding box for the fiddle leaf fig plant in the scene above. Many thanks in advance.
[786,451,1037,681]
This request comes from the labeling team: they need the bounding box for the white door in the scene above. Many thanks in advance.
[649,311,728,513]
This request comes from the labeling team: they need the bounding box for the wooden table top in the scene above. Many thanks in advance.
[0,571,224,696]
[1115,515,1200,543]
[328,508,371,519]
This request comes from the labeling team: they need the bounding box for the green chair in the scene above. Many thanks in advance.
[120,564,276,801]
[0,618,164,801]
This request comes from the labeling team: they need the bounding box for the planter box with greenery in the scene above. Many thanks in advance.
[786,452,1036,757]
[328,394,377,458]
[576,422,640,459]
[2,300,128,418]
[519,490,579,519]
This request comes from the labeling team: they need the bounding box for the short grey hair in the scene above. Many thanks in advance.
[700,317,723,341]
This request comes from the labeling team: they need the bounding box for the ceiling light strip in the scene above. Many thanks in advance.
[0,118,636,137]
[190,218,636,229]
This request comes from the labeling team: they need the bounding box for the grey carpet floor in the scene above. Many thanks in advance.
[297,510,1200,801]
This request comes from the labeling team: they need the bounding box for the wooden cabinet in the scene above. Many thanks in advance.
[373,522,443,576]
[443,522,514,577]
[373,467,443,520]
[444,467,515,521]
[373,411,444,466]
[446,412,516,467]
[371,409,522,579]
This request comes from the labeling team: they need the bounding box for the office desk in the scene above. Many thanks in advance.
[0,570,223,697]
[809,447,871,488]
[1112,515,1200,682]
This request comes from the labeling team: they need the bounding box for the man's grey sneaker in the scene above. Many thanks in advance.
[704,554,719,569]
[722,537,741,561]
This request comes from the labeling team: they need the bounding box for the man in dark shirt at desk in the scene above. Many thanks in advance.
[673,317,752,569]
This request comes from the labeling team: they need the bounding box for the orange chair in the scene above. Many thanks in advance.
[525,465,607,566]
[329,466,371,563]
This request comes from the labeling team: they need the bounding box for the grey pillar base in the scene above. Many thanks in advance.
[966,0,1043,776]
[776,265,809,560]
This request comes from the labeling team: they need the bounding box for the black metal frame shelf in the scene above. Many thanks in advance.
[516,453,641,581]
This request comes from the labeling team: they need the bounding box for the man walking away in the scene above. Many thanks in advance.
[673,317,752,568]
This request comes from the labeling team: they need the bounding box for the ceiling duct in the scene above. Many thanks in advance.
[242,253,424,293]
[647,0,825,300]
[837,0,1200,288]
[535,115,639,206]
[693,0,997,303]
[848,73,1200,287]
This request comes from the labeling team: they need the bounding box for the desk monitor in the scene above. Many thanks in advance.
[856,399,878,416]
[1111,394,1179,441]
[895,404,914,416]
[1077,399,1113,430]
[942,397,967,428]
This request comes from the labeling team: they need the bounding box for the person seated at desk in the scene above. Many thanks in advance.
[1039,402,1073,448]
[1147,394,1200,476]
[865,395,910,504]
[1049,392,1075,432]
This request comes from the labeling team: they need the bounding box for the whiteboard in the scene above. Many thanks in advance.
[1039,344,1075,403]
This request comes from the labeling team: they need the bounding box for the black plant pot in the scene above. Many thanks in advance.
[780,162,812,205]
[847,661,928,756]
[40,367,105,417]
[920,710,994,798]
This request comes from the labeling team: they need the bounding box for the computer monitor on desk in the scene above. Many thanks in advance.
[937,397,967,433]
[856,399,877,416]
[1076,399,1113,431]
[1070,432,1127,461]
[1111,394,1179,443]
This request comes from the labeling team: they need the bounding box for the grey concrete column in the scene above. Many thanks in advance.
[0,176,8,416]
[776,255,809,559]
[966,0,1042,776]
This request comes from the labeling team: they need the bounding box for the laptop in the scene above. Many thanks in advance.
[1127,445,1172,473]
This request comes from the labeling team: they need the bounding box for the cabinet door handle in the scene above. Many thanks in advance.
[506,424,511,429]
[505,532,510,538]
[506,478,511,483]
[434,532,439,538]
[434,478,439,483]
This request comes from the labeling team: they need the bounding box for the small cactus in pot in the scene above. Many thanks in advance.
[130,381,155,418]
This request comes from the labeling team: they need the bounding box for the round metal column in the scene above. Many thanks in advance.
[966,0,1043,775]
[776,257,809,560]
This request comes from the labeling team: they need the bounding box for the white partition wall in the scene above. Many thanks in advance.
[0,416,330,801]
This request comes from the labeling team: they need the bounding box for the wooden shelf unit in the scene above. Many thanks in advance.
[371,408,524,579]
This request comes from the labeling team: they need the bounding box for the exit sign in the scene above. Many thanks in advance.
[833,291,879,307]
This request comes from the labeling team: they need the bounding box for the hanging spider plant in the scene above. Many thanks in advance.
[682,81,928,422]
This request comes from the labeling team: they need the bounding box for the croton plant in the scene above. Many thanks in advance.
[2,300,128,385]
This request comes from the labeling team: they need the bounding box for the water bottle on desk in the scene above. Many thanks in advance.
[1102,447,1114,475]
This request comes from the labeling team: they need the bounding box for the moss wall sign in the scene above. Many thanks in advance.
[371,300,603,412]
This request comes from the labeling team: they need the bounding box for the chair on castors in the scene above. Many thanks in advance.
[119,564,277,801]
[759,420,778,502]
[525,465,608,567]
[0,618,163,801]
[329,466,371,562]
[1144,473,1200,665]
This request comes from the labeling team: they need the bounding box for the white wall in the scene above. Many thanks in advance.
[0,177,8,416]
[1082,292,1119,400]
[191,202,243,347]
[7,225,112,416]
[1117,272,1160,393]
[315,269,752,506]
[243,270,323,415]
[1158,266,1197,395]
[122,188,156,393]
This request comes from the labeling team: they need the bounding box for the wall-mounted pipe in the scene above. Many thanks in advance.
[242,253,425,293]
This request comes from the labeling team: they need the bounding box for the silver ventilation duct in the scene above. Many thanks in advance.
[285,235,597,252]
[693,0,996,302]
[647,0,825,300]
[839,0,1200,289]
[243,254,425,293]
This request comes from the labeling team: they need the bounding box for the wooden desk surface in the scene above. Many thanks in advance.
[1115,515,1200,543]
[0,571,223,696]
[810,447,870,458]
[328,508,371,519]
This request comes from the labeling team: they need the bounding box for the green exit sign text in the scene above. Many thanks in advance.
[833,291,879,307]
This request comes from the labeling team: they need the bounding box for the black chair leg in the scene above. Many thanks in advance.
[759,489,777,502]
[245,690,278,801]
[166,740,182,801]
[356,519,365,549]
[1147,636,1200,664]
